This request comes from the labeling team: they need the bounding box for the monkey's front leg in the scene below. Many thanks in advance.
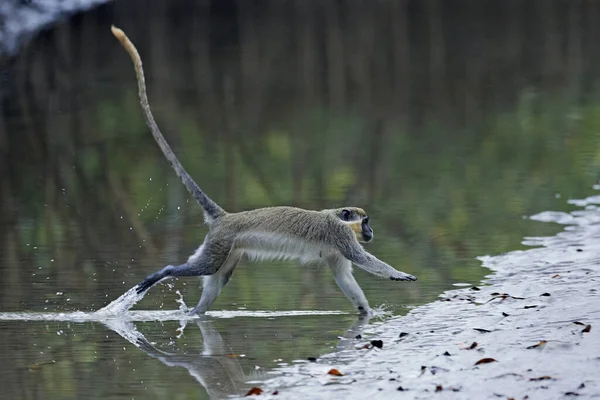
[343,244,417,281]
[327,255,371,315]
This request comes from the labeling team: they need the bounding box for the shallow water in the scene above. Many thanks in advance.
[2,1,600,399]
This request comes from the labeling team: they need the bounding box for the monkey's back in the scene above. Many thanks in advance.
[215,206,332,239]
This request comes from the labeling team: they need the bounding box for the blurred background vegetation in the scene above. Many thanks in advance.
[1,0,600,398]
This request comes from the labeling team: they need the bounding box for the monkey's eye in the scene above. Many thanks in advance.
[340,209,352,221]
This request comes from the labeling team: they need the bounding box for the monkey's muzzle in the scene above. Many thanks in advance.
[361,219,374,242]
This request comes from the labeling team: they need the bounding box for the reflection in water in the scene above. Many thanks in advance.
[105,318,251,399]
[104,315,371,399]
[0,309,363,399]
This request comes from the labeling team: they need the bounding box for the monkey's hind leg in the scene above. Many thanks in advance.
[326,255,371,315]
[190,251,242,315]
[135,240,232,295]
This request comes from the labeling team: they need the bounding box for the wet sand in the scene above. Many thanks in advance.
[251,195,600,399]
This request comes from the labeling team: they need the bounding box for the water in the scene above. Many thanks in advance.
[1,1,600,399]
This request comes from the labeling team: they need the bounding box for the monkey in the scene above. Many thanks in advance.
[110,26,416,316]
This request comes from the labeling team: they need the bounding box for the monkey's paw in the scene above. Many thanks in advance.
[136,275,159,294]
[390,272,417,281]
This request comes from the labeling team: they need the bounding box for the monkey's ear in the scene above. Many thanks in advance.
[340,209,352,221]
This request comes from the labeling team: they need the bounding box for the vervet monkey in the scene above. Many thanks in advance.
[110,26,416,315]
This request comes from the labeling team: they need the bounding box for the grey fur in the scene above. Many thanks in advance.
[111,26,224,223]
[134,206,416,315]
[112,26,417,315]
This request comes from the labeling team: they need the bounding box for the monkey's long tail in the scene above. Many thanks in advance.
[110,26,226,222]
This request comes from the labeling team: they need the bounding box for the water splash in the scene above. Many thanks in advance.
[0,309,347,322]
[94,285,147,316]
[174,289,190,312]
[0,280,348,322]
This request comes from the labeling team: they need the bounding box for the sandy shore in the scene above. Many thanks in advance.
[249,195,600,399]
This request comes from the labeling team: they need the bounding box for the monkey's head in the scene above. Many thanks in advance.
[334,207,373,243]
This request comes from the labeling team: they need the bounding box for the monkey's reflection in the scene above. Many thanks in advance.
[102,314,371,399]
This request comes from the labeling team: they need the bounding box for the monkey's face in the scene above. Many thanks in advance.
[339,207,374,243]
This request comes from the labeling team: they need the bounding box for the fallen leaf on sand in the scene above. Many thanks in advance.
[327,368,344,376]
[582,325,591,333]
[435,385,443,392]
[552,274,560,278]
[463,342,478,350]
[245,387,263,396]
[526,340,547,349]
[524,305,538,309]
[474,358,497,365]
[530,376,554,381]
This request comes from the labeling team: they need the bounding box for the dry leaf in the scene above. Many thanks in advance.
[530,376,554,381]
[526,340,547,349]
[435,385,443,392]
[573,321,585,326]
[473,328,492,333]
[327,368,344,376]
[524,305,538,309]
[552,274,560,278]
[474,358,497,365]
[464,342,478,350]
[582,325,591,333]
[245,387,263,396]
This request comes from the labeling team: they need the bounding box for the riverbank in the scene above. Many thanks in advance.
[250,194,600,399]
